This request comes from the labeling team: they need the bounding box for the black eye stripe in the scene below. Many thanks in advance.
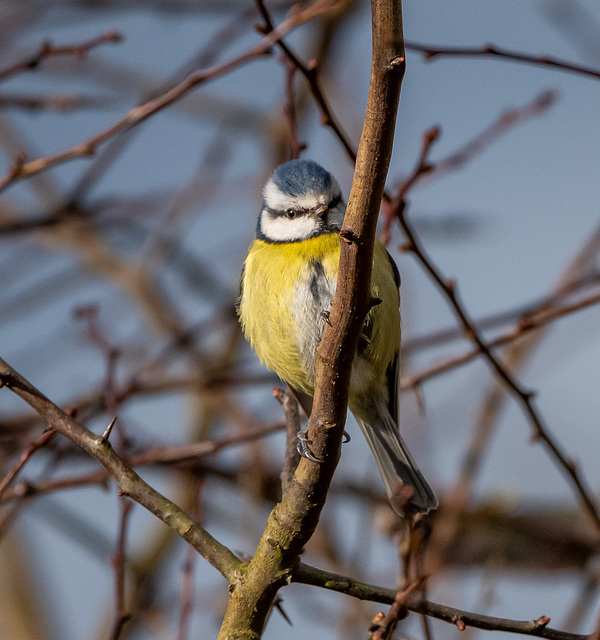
[264,193,342,218]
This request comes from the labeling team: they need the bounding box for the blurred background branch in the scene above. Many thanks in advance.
[1,0,599,638]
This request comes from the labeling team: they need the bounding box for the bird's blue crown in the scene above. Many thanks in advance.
[270,159,333,196]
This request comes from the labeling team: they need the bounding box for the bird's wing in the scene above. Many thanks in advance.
[384,247,401,425]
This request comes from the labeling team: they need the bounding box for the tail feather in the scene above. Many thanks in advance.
[357,402,437,515]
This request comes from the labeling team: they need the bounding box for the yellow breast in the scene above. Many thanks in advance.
[239,233,340,393]
[238,233,400,397]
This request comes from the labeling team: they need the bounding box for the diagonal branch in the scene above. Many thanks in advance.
[294,563,587,640]
[0,356,241,582]
[0,0,341,195]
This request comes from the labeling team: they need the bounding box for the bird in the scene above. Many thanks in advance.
[238,159,437,515]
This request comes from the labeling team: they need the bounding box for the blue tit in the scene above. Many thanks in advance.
[238,159,437,515]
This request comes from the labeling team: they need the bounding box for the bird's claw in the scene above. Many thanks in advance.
[320,310,332,326]
[296,428,351,461]
[296,429,323,463]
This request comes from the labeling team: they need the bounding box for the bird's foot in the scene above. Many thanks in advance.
[296,428,351,462]
[296,429,322,462]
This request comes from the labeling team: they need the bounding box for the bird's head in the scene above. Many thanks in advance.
[257,159,345,242]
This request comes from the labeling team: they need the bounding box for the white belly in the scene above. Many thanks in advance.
[290,263,376,396]
[290,262,336,387]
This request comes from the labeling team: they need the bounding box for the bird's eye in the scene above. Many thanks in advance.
[285,208,297,219]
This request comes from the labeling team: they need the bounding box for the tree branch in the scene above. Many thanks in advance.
[0,0,341,195]
[393,130,600,536]
[0,31,123,83]
[401,288,600,388]
[294,563,587,640]
[0,357,241,582]
[406,40,600,81]
[216,1,406,637]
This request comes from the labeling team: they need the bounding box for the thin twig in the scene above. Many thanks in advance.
[281,56,306,160]
[401,287,600,388]
[0,428,56,498]
[368,578,425,640]
[380,91,557,243]
[0,92,118,111]
[402,271,600,356]
[294,563,585,640]
[176,479,203,640]
[109,498,133,640]
[0,357,241,582]
[393,128,600,535]
[255,0,358,163]
[0,0,341,195]
[406,40,600,81]
[273,388,302,494]
[0,31,123,83]
[0,420,285,504]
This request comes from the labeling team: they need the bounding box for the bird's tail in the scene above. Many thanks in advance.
[356,402,437,515]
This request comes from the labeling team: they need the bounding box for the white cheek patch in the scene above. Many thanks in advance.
[260,211,319,242]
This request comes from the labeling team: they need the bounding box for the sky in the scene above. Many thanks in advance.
[1,0,600,638]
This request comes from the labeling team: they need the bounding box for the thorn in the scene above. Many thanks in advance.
[9,152,27,178]
[101,416,118,444]
[76,141,95,156]
[529,430,542,443]
[519,314,534,330]
[369,296,382,309]
[463,326,477,341]
[274,597,293,626]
